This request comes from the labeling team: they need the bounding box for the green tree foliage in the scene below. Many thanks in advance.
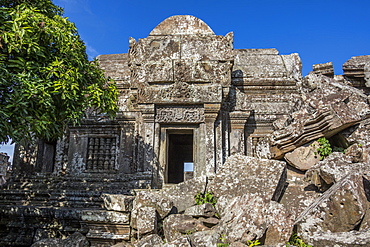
[0,0,118,144]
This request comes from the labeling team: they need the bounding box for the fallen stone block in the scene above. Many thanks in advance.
[284,144,320,171]
[163,214,208,243]
[208,154,287,215]
[305,152,370,191]
[188,229,220,247]
[101,194,134,212]
[216,194,293,245]
[296,172,369,242]
[308,229,370,247]
[256,74,370,159]
[136,234,163,247]
[280,169,320,220]
[133,190,173,219]
[198,217,219,227]
[184,203,215,218]
[156,175,207,213]
[162,235,192,247]
[81,210,130,224]
[136,206,157,237]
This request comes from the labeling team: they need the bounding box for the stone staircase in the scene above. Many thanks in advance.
[0,172,151,246]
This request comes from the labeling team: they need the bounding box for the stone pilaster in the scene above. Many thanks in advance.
[229,111,250,155]
[141,105,156,177]
[204,103,221,176]
[118,112,136,174]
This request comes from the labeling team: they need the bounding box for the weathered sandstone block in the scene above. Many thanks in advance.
[81,210,130,224]
[133,190,173,219]
[101,194,134,212]
[305,152,370,191]
[162,236,192,247]
[183,203,216,218]
[280,169,320,220]
[188,229,220,247]
[307,229,370,247]
[256,74,370,159]
[296,173,369,243]
[136,234,163,247]
[136,206,157,237]
[155,175,207,213]
[216,194,293,245]
[284,144,320,171]
[163,214,208,243]
[208,154,287,215]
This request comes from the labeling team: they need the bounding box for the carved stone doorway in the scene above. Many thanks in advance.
[167,132,193,183]
[159,127,198,185]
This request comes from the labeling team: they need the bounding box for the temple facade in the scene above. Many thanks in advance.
[44,15,302,188]
[12,15,303,188]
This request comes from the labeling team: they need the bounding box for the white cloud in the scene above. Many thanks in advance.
[84,41,99,60]
[54,0,93,15]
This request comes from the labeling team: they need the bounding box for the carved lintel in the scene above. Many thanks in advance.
[155,105,204,123]
[138,83,222,104]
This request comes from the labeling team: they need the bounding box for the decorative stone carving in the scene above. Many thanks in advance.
[156,105,204,123]
[138,82,222,104]
[86,137,117,171]
[149,15,215,36]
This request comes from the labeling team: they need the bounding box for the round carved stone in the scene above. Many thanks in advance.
[149,15,215,36]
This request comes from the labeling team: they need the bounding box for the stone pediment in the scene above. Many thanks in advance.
[149,15,215,36]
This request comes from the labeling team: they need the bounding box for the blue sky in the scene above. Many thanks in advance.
[1,0,370,160]
[52,0,370,75]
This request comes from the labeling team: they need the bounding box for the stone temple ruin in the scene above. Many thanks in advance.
[1,15,370,246]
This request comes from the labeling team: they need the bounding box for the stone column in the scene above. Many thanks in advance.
[203,103,221,176]
[118,112,136,174]
[229,111,250,155]
[141,105,156,176]
[152,122,161,188]
[214,117,223,172]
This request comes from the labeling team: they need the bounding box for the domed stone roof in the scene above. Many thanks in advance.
[149,15,215,36]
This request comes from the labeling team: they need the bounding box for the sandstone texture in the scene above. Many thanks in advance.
[216,194,294,245]
[284,144,320,171]
[256,73,370,159]
[102,194,134,212]
[208,154,287,215]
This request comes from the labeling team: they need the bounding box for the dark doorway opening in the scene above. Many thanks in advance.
[167,133,193,184]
